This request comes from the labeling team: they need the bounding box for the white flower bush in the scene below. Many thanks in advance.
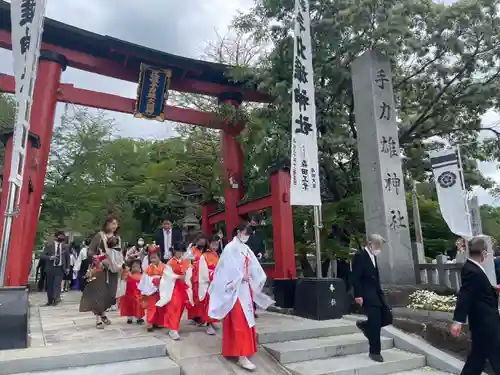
[407,290,457,313]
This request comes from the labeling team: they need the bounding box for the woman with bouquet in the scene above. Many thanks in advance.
[79,215,124,329]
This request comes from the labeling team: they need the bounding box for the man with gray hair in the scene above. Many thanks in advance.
[352,234,392,363]
[451,236,500,374]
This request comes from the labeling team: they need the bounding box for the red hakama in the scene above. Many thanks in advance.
[119,272,144,318]
[143,263,167,327]
[163,258,191,331]
[187,248,203,320]
[222,299,258,357]
[222,254,257,357]
[200,251,219,324]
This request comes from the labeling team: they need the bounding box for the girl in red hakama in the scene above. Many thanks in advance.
[138,247,166,332]
[119,259,145,324]
[187,234,207,324]
[156,242,193,340]
[198,236,220,335]
[208,222,274,371]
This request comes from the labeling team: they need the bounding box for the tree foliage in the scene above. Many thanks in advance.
[233,0,500,196]
[22,1,500,259]
[38,106,221,245]
[0,94,16,166]
[222,0,500,258]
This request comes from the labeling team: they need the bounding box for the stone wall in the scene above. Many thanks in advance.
[390,308,470,360]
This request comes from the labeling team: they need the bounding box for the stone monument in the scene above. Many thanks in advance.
[468,195,483,236]
[351,50,415,284]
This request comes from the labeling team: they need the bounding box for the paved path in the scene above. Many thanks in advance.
[28,292,290,374]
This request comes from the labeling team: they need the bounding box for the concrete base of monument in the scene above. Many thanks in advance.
[0,286,29,350]
[272,278,296,309]
[293,278,346,320]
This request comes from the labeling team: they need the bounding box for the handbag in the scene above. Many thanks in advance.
[381,305,393,327]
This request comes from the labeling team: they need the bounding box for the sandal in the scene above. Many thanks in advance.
[101,316,111,325]
[96,322,104,330]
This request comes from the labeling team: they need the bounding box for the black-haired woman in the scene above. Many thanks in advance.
[208,222,273,371]
[79,215,124,329]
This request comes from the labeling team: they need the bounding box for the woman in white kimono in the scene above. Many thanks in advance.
[208,222,274,371]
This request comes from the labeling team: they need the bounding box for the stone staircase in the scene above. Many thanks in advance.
[260,318,453,375]
[0,337,179,375]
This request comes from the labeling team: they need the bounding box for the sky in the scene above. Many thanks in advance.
[0,0,498,206]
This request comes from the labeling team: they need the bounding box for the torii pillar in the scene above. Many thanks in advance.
[218,92,245,239]
[0,50,67,286]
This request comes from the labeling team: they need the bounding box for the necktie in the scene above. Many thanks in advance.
[165,231,170,258]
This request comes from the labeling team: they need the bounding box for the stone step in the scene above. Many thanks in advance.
[285,348,426,375]
[257,319,359,344]
[392,369,453,375]
[0,337,167,375]
[9,357,180,375]
[264,333,393,364]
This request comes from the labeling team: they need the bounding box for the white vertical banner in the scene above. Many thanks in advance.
[429,148,472,238]
[290,0,321,206]
[10,0,47,189]
[0,0,47,284]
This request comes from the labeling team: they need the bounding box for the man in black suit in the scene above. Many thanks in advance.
[246,216,266,260]
[39,231,70,306]
[155,219,182,261]
[36,256,46,292]
[352,234,392,363]
[451,237,500,375]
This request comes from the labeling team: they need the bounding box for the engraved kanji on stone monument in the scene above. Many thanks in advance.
[351,50,414,284]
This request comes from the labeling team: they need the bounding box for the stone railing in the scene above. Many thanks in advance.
[414,254,463,292]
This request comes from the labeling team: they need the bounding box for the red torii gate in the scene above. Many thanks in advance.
[0,1,296,286]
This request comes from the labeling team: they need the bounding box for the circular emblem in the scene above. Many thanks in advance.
[437,171,457,188]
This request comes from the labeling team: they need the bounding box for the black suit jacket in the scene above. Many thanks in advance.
[40,242,70,274]
[351,248,385,307]
[453,259,500,338]
[155,228,182,259]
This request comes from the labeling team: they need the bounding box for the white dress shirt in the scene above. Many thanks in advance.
[364,247,376,267]
[163,229,172,260]
[54,241,62,267]
[467,257,487,276]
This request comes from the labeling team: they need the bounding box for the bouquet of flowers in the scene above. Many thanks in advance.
[86,253,107,282]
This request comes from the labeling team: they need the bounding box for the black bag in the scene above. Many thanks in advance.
[381,305,393,327]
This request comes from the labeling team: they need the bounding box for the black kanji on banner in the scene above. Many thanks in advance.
[20,0,36,27]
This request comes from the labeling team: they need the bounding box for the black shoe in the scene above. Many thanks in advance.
[147,327,154,332]
[136,319,144,325]
[127,319,133,324]
[45,302,52,306]
[369,353,384,363]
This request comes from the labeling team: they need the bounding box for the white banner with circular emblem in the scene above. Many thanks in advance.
[429,148,472,238]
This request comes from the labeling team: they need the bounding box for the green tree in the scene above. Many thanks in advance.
[0,94,16,165]
[480,204,500,246]
[227,0,500,258]
[38,106,224,246]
